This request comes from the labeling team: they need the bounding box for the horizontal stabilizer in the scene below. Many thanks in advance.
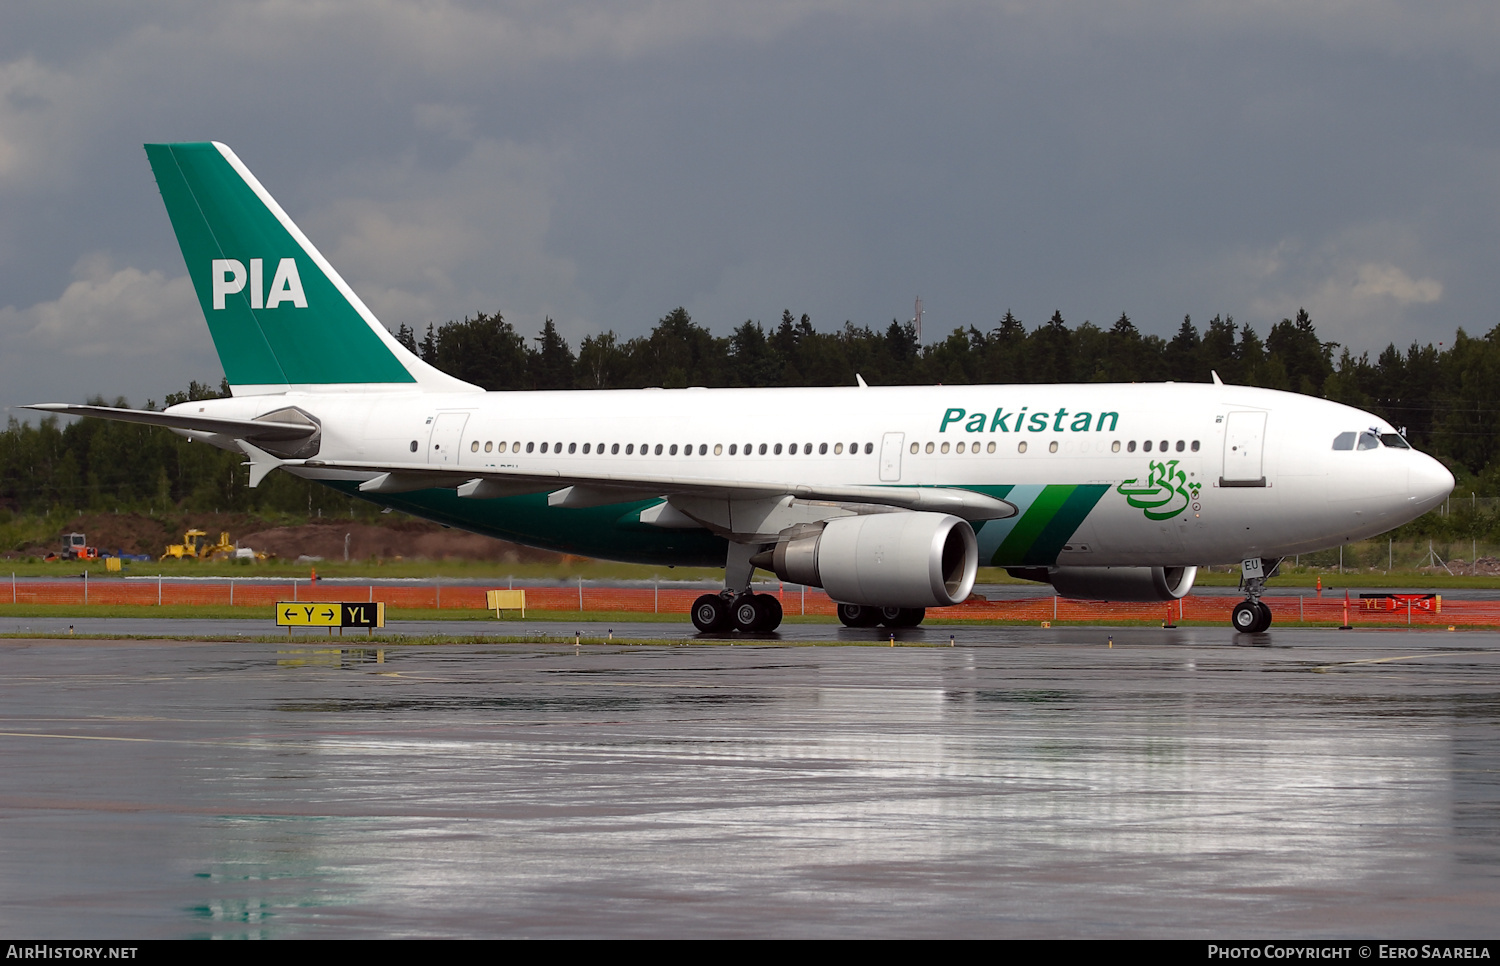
[26,403,316,442]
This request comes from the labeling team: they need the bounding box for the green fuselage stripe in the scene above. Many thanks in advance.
[1019,483,1108,565]
[990,483,1109,566]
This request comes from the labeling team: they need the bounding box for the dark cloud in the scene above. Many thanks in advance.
[0,1,1495,409]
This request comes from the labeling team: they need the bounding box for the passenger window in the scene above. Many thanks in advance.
[1143,440,1152,452]
[1332,432,1356,450]
[409,440,418,452]
[834,443,844,454]
[940,442,950,454]
[471,441,479,452]
[1048,441,1058,453]
[1127,441,1136,452]
[1111,441,1121,453]
[485,441,493,453]
[925,442,935,454]
[986,441,996,454]
[714,444,722,455]
[864,442,873,455]
[955,442,965,454]
[819,442,828,454]
[910,442,919,454]
[759,443,767,455]
[1018,441,1028,453]
[1191,440,1199,452]
[611,443,619,455]
[569,443,577,454]
[1175,440,1184,452]
[670,444,679,456]
[774,443,783,455]
[655,444,663,455]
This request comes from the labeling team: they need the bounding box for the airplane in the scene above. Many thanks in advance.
[29,142,1455,635]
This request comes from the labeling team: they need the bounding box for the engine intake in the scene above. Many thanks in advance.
[755,512,978,608]
[1008,565,1198,602]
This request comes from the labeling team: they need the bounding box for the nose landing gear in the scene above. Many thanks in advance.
[1231,556,1280,633]
[1231,598,1272,633]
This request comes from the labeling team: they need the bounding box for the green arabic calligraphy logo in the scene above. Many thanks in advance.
[1117,459,1199,520]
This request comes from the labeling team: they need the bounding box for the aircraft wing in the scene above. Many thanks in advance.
[25,403,317,443]
[268,453,1016,522]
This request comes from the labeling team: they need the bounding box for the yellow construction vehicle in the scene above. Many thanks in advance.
[161,530,238,561]
[161,529,208,560]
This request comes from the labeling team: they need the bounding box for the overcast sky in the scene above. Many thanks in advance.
[1,0,1496,411]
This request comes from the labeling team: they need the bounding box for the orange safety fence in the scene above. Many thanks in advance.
[1,580,1492,625]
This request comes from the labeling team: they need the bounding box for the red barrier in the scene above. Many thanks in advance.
[2,580,1491,625]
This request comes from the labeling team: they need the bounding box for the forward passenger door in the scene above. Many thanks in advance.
[1221,411,1267,486]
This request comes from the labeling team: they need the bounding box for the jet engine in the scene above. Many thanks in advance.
[1008,565,1198,601]
[754,512,978,608]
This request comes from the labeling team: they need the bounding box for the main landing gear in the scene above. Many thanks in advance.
[692,542,785,634]
[836,603,925,628]
[1231,556,1280,634]
[691,592,784,633]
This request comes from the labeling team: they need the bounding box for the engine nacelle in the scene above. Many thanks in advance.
[759,512,978,608]
[1012,565,1198,601]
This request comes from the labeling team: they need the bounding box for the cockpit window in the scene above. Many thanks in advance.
[1357,431,1380,450]
[1380,433,1410,449]
[1332,432,1355,450]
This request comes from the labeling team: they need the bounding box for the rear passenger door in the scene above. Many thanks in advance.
[427,412,469,465]
[879,432,904,482]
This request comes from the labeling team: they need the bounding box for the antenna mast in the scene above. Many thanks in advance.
[912,296,923,344]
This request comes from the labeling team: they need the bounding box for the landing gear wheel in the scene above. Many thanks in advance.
[757,594,783,633]
[877,606,926,627]
[732,595,762,633]
[691,593,732,633]
[837,603,880,627]
[1231,600,1272,633]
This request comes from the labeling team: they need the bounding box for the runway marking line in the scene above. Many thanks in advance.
[1311,651,1476,672]
[0,730,155,743]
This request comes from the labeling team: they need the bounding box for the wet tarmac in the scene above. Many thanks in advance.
[0,627,1496,938]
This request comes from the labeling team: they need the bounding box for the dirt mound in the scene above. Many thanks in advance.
[23,512,184,557]
[15,512,565,562]
[237,521,563,562]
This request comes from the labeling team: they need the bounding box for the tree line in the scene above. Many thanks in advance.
[2,306,1497,537]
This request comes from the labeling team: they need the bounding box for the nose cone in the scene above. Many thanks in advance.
[1408,454,1454,514]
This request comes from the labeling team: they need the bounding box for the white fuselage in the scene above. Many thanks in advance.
[174,381,1453,567]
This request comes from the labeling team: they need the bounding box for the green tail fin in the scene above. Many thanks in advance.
[145,142,472,393]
